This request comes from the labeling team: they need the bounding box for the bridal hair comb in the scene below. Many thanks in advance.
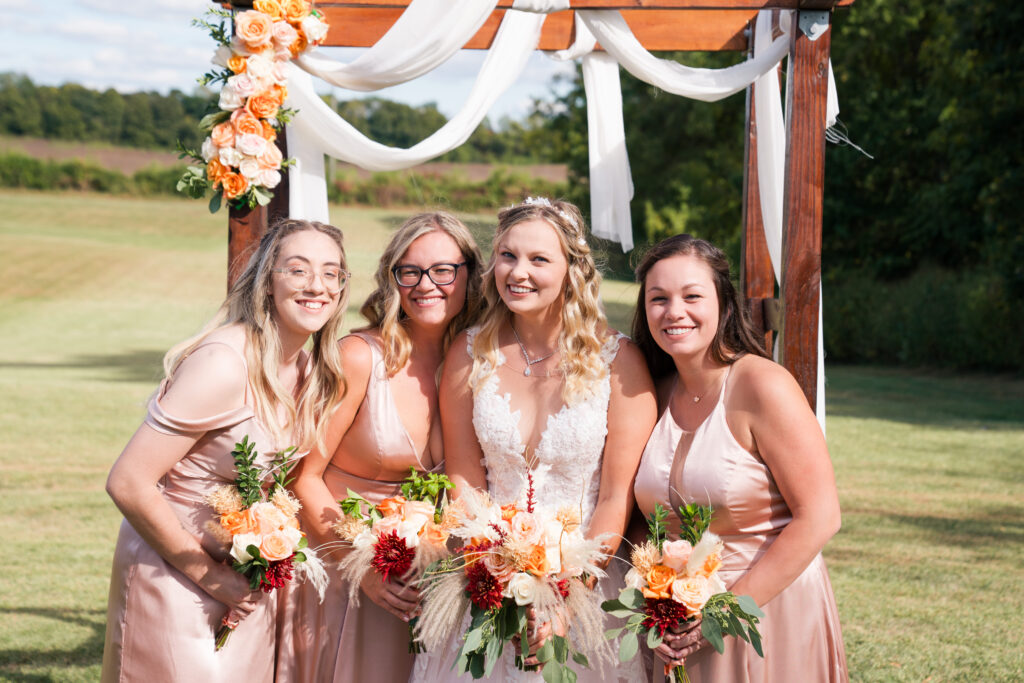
[520,196,587,247]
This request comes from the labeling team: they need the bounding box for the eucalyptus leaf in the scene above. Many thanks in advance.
[736,594,764,617]
[618,631,639,662]
[620,588,645,609]
[463,627,483,652]
[536,638,555,664]
[647,627,664,649]
[552,635,568,663]
[702,615,724,654]
[572,651,589,667]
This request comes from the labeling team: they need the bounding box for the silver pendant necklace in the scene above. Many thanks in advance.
[511,326,556,377]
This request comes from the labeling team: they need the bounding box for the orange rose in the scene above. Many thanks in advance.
[523,544,550,577]
[377,495,407,519]
[227,54,248,74]
[500,504,518,523]
[220,509,255,535]
[419,519,449,548]
[220,171,248,199]
[699,551,722,578]
[289,32,308,57]
[254,0,283,20]
[230,109,264,137]
[261,120,278,141]
[206,159,229,188]
[260,530,293,561]
[283,0,310,24]
[235,10,273,50]
[269,83,288,106]
[246,90,280,120]
[642,564,676,600]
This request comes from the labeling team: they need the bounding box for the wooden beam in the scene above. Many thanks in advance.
[740,27,776,356]
[321,8,756,51]
[779,11,830,410]
[267,129,290,227]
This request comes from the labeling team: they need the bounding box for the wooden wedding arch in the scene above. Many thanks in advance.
[222,0,855,411]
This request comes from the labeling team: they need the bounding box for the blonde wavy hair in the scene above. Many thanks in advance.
[471,199,608,404]
[162,219,349,453]
[359,212,484,376]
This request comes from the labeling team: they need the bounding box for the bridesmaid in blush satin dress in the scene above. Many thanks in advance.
[629,234,848,682]
[280,212,483,682]
[101,220,350,682]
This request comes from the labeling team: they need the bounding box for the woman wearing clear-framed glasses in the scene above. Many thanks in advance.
[281,212,484,683]
[102,219,350,682]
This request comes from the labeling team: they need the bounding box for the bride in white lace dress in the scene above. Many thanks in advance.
[410,199,656,682]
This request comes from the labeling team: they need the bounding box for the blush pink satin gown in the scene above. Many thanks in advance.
[633,369,848,683]
[101,343,281,682]
[276,333,442,683]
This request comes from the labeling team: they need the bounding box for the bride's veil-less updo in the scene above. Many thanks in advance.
[359,211,484,376]
[470,199,608,404]
[162,219,350,452]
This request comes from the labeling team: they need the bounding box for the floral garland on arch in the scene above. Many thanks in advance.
[177,1,328,212]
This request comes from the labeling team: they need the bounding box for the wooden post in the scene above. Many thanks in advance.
[779,8,832,409]
[227,204,266,291]
[740,20,776,356]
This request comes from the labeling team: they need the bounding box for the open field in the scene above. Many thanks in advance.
[1,190,1022,681]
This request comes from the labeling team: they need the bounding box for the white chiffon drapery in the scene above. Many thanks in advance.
[281,1,832,419]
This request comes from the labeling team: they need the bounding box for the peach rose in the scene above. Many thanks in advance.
[523,544,550,577]
[231,109,264,137]
[254,0,283,20]
[283,0,310,24]
[642,564,676,600]
[258,168,281,189]
[227,54,248,74]
[252,501,288,534]
[272,20,298,49]
[220,509,255,535]
[377,495,406,519]
[509,511,541,545]
[373,514,402,538]
[210,121,235,148]
[671,575,712,616]
[483,550,516,583]
[419,519,449,548]
[236,133,268,158]
[239,158,262,181]
[206,159,229,187]
[247,90,280,119]
[257,142,283,171]
[236,10,273,50]
[661,540,693,573]
[220,171,248,199]
[260,529,293,561]
[403,500,435,522]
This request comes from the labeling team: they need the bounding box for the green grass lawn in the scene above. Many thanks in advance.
[1,190,1022,681]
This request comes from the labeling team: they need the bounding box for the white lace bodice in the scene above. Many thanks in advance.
[467,327,624,526]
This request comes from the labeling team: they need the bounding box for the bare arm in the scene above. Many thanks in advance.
[439,331,487,497]
[587,338,658,559]
[105,343,261,617]
[726,356,841,606]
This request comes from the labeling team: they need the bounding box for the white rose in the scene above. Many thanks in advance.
[201,137,218,162]
[239,157,262,180]
[301,15,328,45]
[227,73,257,99]
[212,44,233,68]
[246,53,275,85]
[218,83,244,111]
[230,532,261,563]
[507,572,539,606]
[236,133,267,157]
[271,60,290,86]
[219,146,243,168]
[397,519,422,548]
[353,529,375,550]
[624,567,645,591]
[258,168,281,188]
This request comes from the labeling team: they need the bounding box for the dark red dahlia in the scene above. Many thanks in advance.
[372,530,415,582]
[465,562,504,611]
[262,555,295,593]
[643,598,691,636]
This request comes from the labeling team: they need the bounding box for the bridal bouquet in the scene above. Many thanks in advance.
[177,1,329,211]
[205,435,326,650]
[415,474,612,682]
[601,503,763,683]
[333,468,454,652]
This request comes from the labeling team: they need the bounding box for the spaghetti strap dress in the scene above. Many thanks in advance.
[276,332,443,683]
[632,368,848,683]
[101,342,282,683]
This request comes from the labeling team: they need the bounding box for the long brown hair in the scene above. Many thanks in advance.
[631,234,768,379]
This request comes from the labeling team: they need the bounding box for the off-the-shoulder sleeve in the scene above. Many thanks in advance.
[144,378,255,437]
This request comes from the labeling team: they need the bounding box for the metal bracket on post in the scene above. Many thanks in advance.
[798,11,830,41]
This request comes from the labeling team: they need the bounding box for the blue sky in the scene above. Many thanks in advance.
[0,0,574,123]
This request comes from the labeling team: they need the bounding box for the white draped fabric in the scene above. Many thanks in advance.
[279,1,833,418]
